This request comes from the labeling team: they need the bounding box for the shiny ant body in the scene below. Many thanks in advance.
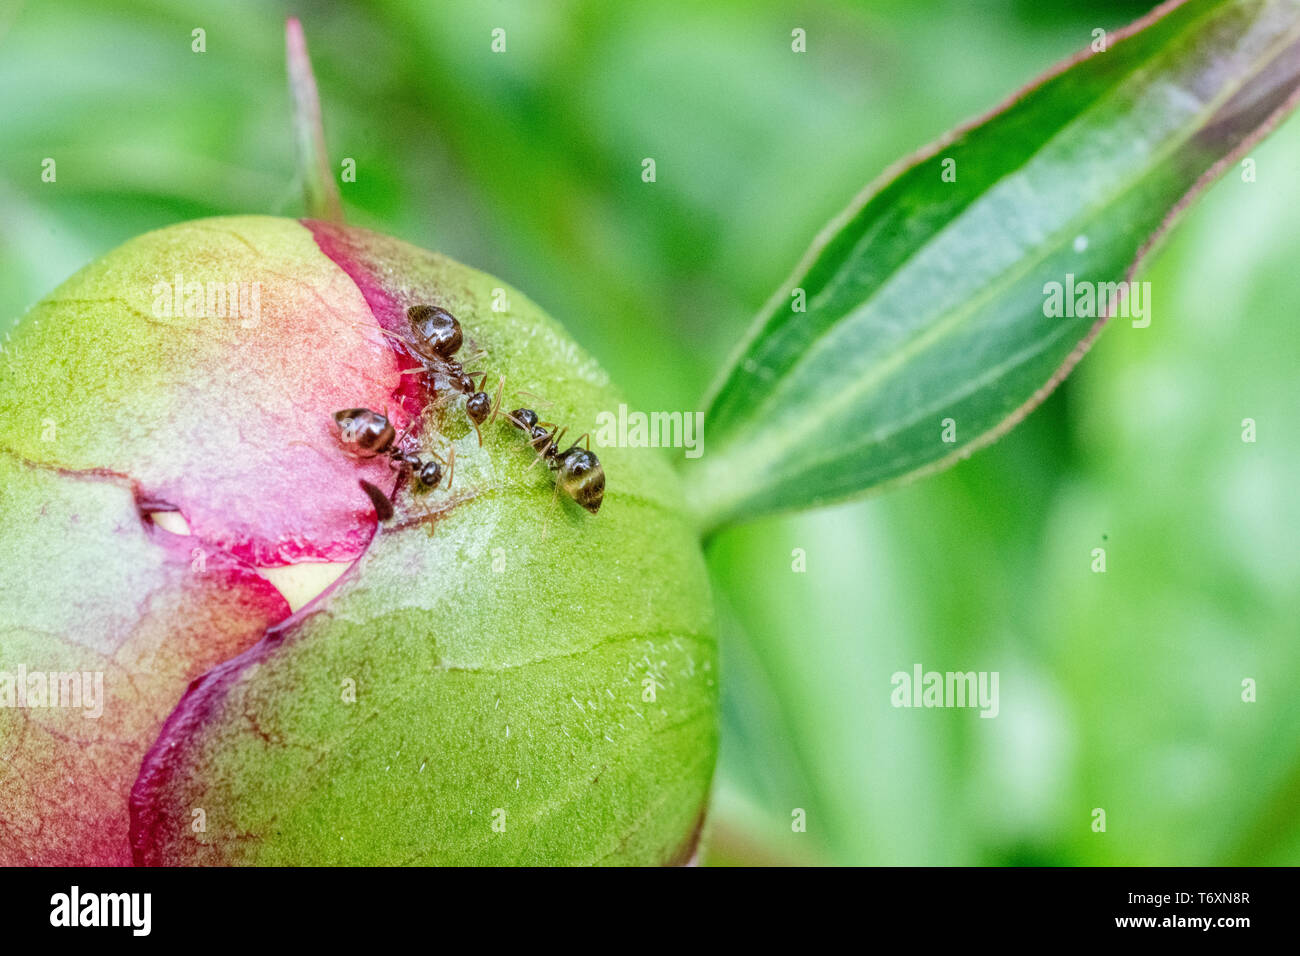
[335,304,604,518]
[333,407,452,519]
[503,406,605,514]
[381,304,501,444]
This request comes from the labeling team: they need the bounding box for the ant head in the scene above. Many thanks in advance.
[510,408,538,430]
[466,392,491,425]
[407,304,463,357]
[559,449,604,514]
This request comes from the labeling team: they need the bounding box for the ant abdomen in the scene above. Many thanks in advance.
[558,447,604,514]
[334,408,395,458]
[406,304,463,358]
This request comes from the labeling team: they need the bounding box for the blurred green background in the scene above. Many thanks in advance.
[2,0,1296,865]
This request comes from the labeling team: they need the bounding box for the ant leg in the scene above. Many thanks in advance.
[540,477,563,542]
[342,320,404,348]
[515,388,555,408]
[525,421,558,461]
[487,375,507,425]
[418,494,440,538]
[536,434,580,539]
[370,325,407,346]
[397,365,433,377]
[349,323,442,369]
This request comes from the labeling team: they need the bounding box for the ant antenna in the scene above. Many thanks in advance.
[388,412,421,454]
[515,388,555,408]
[426,444,456,490]
[540,478,563,541]
[487,375,507,426]
[413,493,441,538]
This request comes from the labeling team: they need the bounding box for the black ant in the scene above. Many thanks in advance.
[370,304,503,445]
[504,406,605,514]
[333,407,453,518]
[340,303,605,518]
[405,303,605,514]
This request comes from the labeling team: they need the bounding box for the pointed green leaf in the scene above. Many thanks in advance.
[687,0,1300,533]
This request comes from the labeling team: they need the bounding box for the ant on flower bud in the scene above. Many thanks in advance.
[504,406,605,515]
[370,305,500,444]
[332,407,453,519]
[336,303,604,519]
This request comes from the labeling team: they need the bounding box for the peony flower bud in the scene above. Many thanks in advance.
[0,216,716,865]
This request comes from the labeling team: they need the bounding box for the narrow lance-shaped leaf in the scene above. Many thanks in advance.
[685,0,1300,534]
[286,17,343,223]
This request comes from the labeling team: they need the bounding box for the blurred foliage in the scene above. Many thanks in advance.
[2,0,1296,865]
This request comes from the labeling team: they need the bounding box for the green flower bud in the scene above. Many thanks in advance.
[0,216,716,865]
